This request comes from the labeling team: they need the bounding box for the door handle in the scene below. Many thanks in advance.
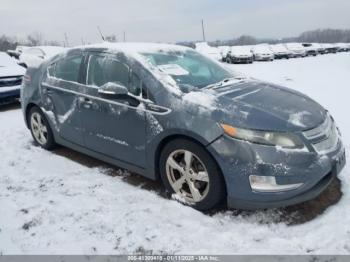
[79,97,94,109]
[42,85,54,94]
[46,88,54,94]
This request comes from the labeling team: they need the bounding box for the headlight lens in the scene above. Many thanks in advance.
[220,124,304,149]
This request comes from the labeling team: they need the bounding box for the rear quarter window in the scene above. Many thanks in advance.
[47,56,83,83]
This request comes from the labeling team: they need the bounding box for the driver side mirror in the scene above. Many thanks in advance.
[98,82,129,97]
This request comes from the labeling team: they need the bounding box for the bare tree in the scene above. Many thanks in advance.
[27,32,43,46]
[0,35,17,51]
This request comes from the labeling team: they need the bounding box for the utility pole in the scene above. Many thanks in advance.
[123,31,126,42]
[201,19,206,42]
[64,33,69,47]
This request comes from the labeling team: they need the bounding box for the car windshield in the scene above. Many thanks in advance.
[142,50,233,89]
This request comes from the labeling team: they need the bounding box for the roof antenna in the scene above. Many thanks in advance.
[97,26,105,41]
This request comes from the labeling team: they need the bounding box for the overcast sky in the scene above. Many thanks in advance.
[1,0,350,45]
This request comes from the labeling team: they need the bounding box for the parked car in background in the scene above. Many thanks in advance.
[19,46,66,68]
[335,43,349,52]
[311,43,326,55]
[347,43,350,51]
[0,52,26,105]
[7,45,30,60]
[269,44,292,59]
[226,46,253,64]
[251,45,274,61]
[302,43,318,56]
[285,43,307,58]
[195,42,221,61]
[322,44,338,54]
[217,46,231,62]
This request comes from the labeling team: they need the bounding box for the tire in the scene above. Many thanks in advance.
[159,139,226,211]
[28,106,56,150]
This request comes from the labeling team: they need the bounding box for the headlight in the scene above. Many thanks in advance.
[220,124,304,149]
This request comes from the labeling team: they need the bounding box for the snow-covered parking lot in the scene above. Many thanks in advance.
[0,53,349,255]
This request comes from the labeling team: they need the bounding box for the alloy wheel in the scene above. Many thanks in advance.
[166,149,210,203]
[30,112,48,145]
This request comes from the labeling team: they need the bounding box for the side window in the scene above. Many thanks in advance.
[87,55,129,88]
[48,56,83,83]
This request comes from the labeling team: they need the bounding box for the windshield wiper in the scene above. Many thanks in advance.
[203,77,245,90]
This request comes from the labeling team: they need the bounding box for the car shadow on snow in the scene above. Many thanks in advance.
[52,145,343,226]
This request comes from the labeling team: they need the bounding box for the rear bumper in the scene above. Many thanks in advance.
[207,135,346,210]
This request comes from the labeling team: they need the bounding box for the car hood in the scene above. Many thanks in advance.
[208,80,326,132]
[0,65,25,77]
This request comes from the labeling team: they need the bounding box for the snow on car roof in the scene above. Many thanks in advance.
[24,46,66,58]
[81,42,190,54]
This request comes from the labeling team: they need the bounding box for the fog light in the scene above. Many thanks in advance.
[249,175,303,193]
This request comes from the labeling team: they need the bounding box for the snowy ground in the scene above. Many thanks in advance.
[0,53,349,255]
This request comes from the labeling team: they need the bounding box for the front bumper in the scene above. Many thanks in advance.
[231,56,253,63]
[254,55,274,61]
[207,134,346,210]
[274,53,291,59]
[291,52,306,58]
[0,85,21,104]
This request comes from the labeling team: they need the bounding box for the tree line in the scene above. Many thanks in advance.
[178,28,350,47]
[1,28,350,52]
[0,32,61,52]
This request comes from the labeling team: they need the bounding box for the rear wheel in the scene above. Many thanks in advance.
[159,139,226,211]
[29,107,56,150]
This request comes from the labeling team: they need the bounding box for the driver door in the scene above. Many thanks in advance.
[79,53,147,168]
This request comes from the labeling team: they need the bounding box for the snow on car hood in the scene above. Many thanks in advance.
[209,80,326,132]
[230,47,252,57]
[0,52,25,77]
[0,65,26,77]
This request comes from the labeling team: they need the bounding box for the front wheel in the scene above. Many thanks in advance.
[29,107,56,150]
[159,139,226,211]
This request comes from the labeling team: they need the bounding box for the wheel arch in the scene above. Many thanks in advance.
[153,133,224,182]
[25,103,39,128]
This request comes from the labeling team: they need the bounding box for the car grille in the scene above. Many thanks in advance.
[0,75,23,88]
[303,114,340,154]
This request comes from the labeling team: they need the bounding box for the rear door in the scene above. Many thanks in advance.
[79,52,147,167]
[41,52,85,146]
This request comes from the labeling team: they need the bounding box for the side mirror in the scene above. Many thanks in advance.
[98,82,128,97]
